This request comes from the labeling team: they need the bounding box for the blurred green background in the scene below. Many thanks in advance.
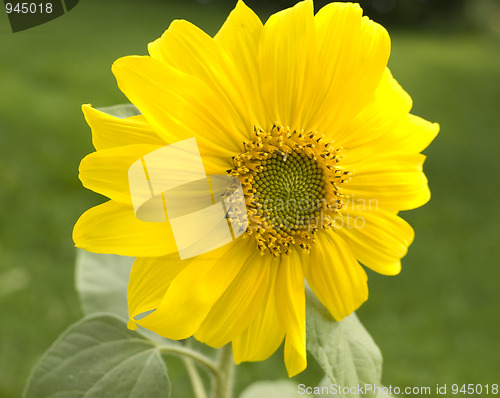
[1,0,499,397]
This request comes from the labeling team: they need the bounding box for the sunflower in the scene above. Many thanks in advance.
[73,0,439,377]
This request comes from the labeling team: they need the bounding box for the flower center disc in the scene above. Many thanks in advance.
[253,151,324,232]
[230,125,350,256]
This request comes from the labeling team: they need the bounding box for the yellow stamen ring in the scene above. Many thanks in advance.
[230,125,350,256]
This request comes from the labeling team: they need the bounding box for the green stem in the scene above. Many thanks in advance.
[181,358,208,398]
[159,345,219,377]
[211,344,234,398]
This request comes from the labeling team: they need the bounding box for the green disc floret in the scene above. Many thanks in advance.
[253,151,325,231]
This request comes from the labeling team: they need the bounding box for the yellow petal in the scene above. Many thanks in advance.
[275,251,307,377]
[127,255,188,329]
[302,231,368,321]
[312,3,390,135]
[336,69,438,158]
[342,153,430,211]
[378,113,440,154]
[335,68,412,149]
[135,238,252,340]
[194,249,272,348]
[82,104,164,150]
[334,208,415,275]
[149,18,259,137]
[73,200,177,257]
[232,263,284,363]
[283,338,306,378]
[259,0,316,130]
[112,55,244,157]
[79,144,161,205]
[214,0,268,127]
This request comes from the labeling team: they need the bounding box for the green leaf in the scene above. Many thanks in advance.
[75,249,133,319]
[75,250,176,345]
[239,380,302,398]
[97,103,141,119]
[306,289,383,398]
[24,313,170,398]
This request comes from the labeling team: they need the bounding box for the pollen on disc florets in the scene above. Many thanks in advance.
[230,124,351,256]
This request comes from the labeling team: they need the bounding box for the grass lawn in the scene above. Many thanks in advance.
[1,1,499,397]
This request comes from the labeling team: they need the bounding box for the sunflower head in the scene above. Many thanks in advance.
[74,0,439,377]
